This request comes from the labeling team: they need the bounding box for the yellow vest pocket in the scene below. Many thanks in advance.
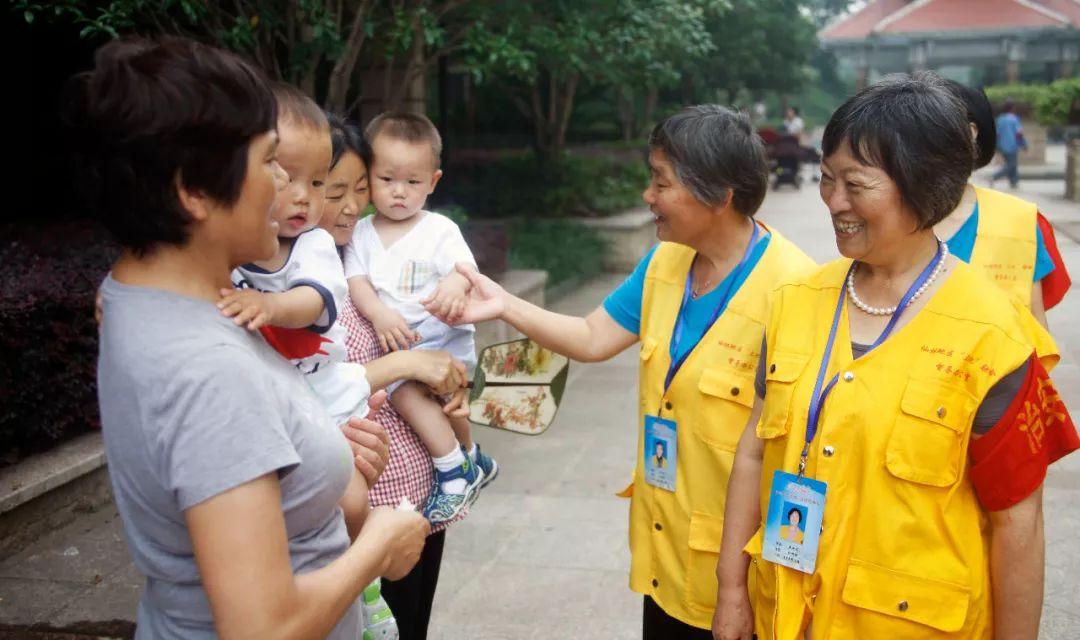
[885,378,971,487]
[696,367,754,451]
[757,351,809,439]
[685,511,724,614]
[841,558,971,634]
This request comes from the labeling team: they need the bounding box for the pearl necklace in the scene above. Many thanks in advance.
[846,241,949,316]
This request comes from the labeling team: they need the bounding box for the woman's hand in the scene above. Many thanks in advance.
[359,506,429,580]
[403,350,468,396]
[712,586,754,640]
[340,392,391,485]
[424,263,508,325]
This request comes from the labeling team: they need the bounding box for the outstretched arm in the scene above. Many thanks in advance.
[501,294,638,363]
[428,264,637,363]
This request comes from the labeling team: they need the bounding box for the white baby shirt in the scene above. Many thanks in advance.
[232,227,370,423]
[343,211,477,326]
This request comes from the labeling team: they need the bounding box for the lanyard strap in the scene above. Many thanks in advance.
[663,223,762,394]
[799,241,944,475]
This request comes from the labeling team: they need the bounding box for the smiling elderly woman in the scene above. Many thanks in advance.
[430,105,815,639]
[712,73,1078,640]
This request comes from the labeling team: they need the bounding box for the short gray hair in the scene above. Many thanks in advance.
[647,105,769,216]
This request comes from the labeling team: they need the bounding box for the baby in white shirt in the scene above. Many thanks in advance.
[344,112,498,524]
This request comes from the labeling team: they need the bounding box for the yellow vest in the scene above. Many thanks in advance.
[748,259,1058,640]
[630,224,815,629]
[968,187,1057,360]
[969,186,1038,305]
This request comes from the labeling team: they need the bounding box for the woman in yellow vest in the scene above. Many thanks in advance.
[713,74,1078,640]
[429,105,814,638]
[937,81,1071,325]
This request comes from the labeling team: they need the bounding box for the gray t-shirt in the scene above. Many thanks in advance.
[98,276,361,639]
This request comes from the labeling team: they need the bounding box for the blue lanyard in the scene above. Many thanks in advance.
[799,242,944,475]
[663,223,762,393]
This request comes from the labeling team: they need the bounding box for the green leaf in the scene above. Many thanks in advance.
[24,11,33,23]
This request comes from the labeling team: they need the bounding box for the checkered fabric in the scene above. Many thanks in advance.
[339,298,467,532]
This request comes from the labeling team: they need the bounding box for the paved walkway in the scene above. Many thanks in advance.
[1,176,1077,638]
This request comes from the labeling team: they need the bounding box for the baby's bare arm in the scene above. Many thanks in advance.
[348,276,391,318]
[349,276,417,352]
[427,271,471,324]
[218,286,326,331]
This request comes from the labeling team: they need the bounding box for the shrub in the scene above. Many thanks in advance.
[985,80,1080,125]
[984,83,1046,111]
[1035,77,1080,126]
[0,223,116,465]
[438,152,648,219]
[507,219,607,287]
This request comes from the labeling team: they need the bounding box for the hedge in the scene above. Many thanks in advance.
[0,223,116,465]
[984,78,1080,126]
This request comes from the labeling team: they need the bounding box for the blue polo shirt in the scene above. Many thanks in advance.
[945,203,1054,281]
[603,233,772,363]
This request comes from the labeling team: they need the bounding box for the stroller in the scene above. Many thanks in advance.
[769,134,803,190]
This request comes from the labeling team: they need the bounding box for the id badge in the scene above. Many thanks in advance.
[762,470,827,574]
[643,415,677,492]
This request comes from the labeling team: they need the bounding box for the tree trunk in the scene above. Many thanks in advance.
[681,73,695,106]
[617,86,635,142]
[552,73,579,156]
[641,85,658,137]
[325,0,372,113]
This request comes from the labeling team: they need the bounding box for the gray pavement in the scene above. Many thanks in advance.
[1,174,1078,638]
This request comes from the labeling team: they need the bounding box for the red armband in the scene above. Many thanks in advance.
[1037,213,1071,310]
[259,325,332,360]
[968,354,1079,511]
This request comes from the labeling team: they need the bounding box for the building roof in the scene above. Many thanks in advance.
[821,0,1079,41]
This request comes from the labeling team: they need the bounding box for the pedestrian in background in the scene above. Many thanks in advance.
[991,99,1027,189]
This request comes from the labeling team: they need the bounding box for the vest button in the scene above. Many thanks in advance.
[823,445,835,457]
[898,600,909,612]
[654,522,662,531]
[652,578,659,588]
[730,387,740,396]
[665,401,673,411]
[769,363,777,374]
[937,406,947,419]
[843,371,855,382]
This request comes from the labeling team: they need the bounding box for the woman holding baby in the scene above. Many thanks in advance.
[84,36,444,639]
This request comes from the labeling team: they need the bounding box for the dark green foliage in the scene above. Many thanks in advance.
[507,219,606,288]
[437,153,648,219]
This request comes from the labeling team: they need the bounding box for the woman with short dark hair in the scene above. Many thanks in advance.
[428,104,816,639]
[936,80,1071,326]
[714,73,1078,640]
[80,37,429,639]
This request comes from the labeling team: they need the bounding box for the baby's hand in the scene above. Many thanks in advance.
[371,306,417,353]
[426,274,470,324]
[218,288,277,331]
